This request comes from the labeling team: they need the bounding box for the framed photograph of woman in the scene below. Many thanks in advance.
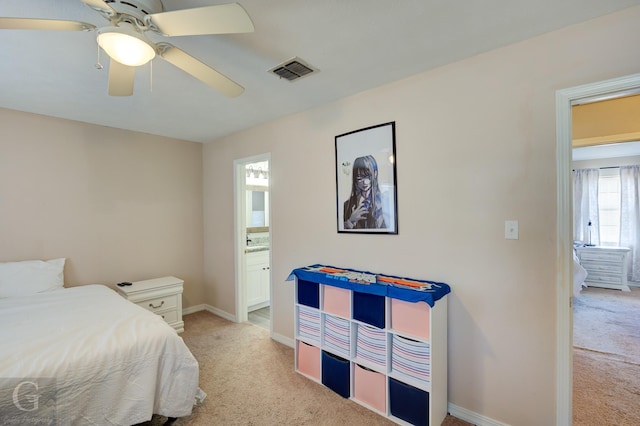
[335,121,398,234]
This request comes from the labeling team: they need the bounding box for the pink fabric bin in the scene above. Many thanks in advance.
[391,298,430,339]
[353,363,386,413]
[297,341,321,380]
[323,285,350,318]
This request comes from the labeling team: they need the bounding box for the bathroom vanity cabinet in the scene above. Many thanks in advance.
[247,250,270,310]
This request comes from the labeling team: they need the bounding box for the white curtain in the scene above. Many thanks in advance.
[573,169,600,245]
[620,165,640,280]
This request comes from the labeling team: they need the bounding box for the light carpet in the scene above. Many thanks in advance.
[573,286,640,426]
[140,311,471,426]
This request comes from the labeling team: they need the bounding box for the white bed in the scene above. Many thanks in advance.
[573,249,588,297]
[0,282,202,425]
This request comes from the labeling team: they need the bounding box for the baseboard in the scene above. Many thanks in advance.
[272,332,294,348]
[248,300,270,311]
[182,303,237,321]
[448,403,509,426]
[182,304,206,315]
[204,305,236,322]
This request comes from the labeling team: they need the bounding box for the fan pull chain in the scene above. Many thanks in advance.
[95,39,103,70]
[149,60,153,92]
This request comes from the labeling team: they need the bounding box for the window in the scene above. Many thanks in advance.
[597,168,621,246]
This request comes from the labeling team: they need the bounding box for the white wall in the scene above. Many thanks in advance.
[0,109,205,308]
[203,7,640,425]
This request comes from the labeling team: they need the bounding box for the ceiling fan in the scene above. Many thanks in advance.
[0,0,254,97]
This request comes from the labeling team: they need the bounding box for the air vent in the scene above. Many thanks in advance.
[269,57,317,82]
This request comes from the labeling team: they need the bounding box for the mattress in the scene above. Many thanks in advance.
[0,284,201,425]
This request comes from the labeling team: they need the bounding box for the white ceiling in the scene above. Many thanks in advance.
[1,0,639,143]
[573,141,640,161]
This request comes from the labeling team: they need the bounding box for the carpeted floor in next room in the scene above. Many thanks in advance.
[140,311,471,426]
[573,286,640,426]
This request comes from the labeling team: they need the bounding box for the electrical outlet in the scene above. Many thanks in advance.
[505,220,519,240]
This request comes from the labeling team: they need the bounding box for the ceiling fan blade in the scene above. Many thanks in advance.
[0,17,95,31]
[80,0,116,15]
[147,3,254,37]
[108,58,135,96]
[158,44,244,98]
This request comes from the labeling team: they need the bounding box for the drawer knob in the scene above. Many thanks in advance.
[149,301,165,309]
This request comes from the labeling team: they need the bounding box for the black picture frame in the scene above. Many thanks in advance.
[335,121,398,234]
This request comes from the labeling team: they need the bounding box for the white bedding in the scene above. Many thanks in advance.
[573,250,588,297]
[0,284,201,425]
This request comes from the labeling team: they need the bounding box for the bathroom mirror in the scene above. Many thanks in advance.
[246,187,269,227]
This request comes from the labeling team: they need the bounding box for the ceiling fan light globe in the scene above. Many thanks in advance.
[97,26,155,67]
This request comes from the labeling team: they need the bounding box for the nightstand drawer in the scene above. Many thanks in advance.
[585,272,624,285]
[137,294,178,314]
[116,276,185,333]
[580,261,622,273]
[158,309,179,324]
[579,251,625,263]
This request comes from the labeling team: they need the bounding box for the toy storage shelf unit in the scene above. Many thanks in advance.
[289,264,450,426]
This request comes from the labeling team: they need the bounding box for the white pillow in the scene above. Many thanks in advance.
[0,258,66,298]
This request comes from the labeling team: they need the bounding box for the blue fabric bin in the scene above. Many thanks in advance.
[389,377,429,426]
[321,351,350,398]
[297,279,320,308]
[353,291,385,329]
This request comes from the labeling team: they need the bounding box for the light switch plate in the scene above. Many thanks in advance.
[505,220,519,240]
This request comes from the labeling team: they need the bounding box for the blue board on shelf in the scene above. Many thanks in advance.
[288,264,450,307]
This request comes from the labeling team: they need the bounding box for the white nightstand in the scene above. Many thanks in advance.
[575,246,631,292]
[116,276,185,333]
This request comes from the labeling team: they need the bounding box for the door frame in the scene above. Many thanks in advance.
[555,73,640,425]
[234,153,272,326]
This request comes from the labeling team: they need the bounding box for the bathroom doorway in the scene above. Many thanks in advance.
[234,154,271,332]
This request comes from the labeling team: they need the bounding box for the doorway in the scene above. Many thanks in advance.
[556,73,640,424]
[234,154,272,332]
